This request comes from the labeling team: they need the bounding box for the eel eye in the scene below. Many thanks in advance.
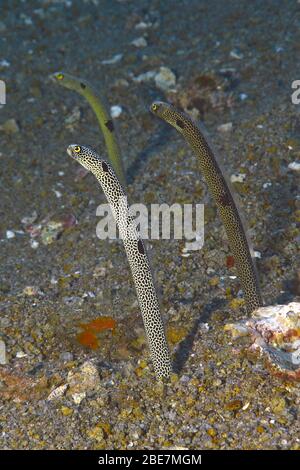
[151,103,158,112]
[56,73,64,80]
[74,146,81,153]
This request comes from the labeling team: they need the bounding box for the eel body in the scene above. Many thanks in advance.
[52,71,126,185]
[150,101,262,313]
[67,144,171,380]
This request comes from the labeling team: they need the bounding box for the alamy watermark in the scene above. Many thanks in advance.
[291,80,300,104]
[0,340,6,365]
[0,80,6,105]
[95,198,205,251]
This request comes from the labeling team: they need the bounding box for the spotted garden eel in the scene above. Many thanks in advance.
[150,101,262,313]
[67,144,171,380]
[51,71,126,185]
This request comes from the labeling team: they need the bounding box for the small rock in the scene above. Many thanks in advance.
[114,78,129,87]
[87,424,104,442]
[59,352,73,362]
[101,53,123,65]
[52,189,62,199]
[22,286,41,296]
[230,173,246,183]
[6,230,15,239]
[133,70,156,83]
[131,36,147,47]
[72,392,86,404]
[154,67,176,91]
[135,21,152,30]
[1,118,20,133]
[288,161,300,172]
[30,239,39,249]
[65,106,81,126]
[0,59,10,68]
[225,302,300,380]
[67,360,100,395]
[217,122,233,133]
[110,105,122,118]
[21,211,38,226]
[230,49,244,60]
[61,406,73,416]
[0,21,6,32]
[16,351,27,358]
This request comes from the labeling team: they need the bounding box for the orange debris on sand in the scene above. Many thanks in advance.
[77,316,116,350]
[77,330,99,350]
[226,255,235,268]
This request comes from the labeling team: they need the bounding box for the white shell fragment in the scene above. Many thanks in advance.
[131,37,148,48]
[101,53,123,65]
[154,67,176,91]
[225,302,300,380]
[47,384,68,401]
[288,161,300,172]
[217,122,233,133]
[6,230,15,239]
[230,173,246,183]
[229,49,244,60]
[110,105,122,118]
[133,70,156,83]
[72,392,86,404]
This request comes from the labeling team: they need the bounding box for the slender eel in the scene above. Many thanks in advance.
[67,144,171,380]
[51,71,126,185]
[150,101,262,313]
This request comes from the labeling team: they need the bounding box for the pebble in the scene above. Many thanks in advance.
[61,406,73,417]
[110,105,122,118]
[67,360,100,395]
[59,352,73,362]
[65,106,81,126]
[0,118,20,134]
[217,122,233,133]
[131,36,148,47]
[72,392,86,404]
[101,53,123,65]
[30,239,39,249]
[135,21,152,30]
[288,161,300,172]
[113,78,129,87]
[230,173,246,183]
[0,59,10,68]
[230,49,244,60]
[6,230,15,239]
[52,189,62,198]
[22,286,41,296]
[21,211,38,225]
[41,221,63,245]
[16,351,27,358]
[154,66,176,91]
[133,70,156,83]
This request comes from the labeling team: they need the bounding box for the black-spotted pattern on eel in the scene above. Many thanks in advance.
[67,144,171,380]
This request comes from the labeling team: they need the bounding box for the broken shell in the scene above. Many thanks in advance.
[225,302,300,381]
